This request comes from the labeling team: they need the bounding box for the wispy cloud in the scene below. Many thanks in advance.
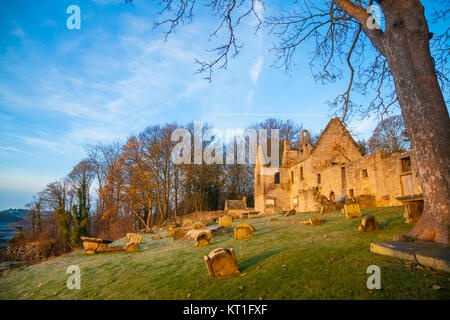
[348,114,379,140]
[0,146,20,153]
[0,4,275,207]
[250,56,263,85]
[10,27,26,38]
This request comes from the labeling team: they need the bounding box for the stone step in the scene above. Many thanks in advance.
[370,241,449,272]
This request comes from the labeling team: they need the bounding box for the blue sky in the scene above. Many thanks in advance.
[0,0,446,209]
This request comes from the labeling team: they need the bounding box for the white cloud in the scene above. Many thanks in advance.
[348,114,379,140]
[250,56,263,85]
[10,27,26,38]
[254,0,264,23]
[0,146,20,153]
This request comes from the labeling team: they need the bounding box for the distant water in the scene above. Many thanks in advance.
[0,223,19,248]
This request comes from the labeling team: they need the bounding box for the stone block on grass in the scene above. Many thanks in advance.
[358,215,379,232]
[125,242,140,253]
[342,203,361,219]
[173,229,186,240]
[195,231,212,247]
[219,216,233,228]
[204,248,239,277]
[234,222,255,240]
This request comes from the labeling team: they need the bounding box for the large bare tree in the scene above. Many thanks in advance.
[368,115,409,154]
[130,0,449,243]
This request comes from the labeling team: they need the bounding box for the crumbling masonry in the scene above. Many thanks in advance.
[254,118,422,213]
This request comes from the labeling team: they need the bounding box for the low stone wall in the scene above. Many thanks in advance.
[0,243,38,263]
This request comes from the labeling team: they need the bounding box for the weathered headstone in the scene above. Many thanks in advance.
[342,203,361,219]
[248,211,260,219]
[192,221,206,229]
[404,200,424,224]
[125,242,140,253]
[240,212,249,219]
[319,205,330,215]
[195,231,212,247]
[309,216,322,226]
[358,215,379,232]
[286,209,296,216]
[219,216,233,228]
[204,248,240,277]
[166,229,175,238]
[182,222,193,231]
[234,222,255,240]
[126,233,142,245]
[173,229,186,240]
[299,216,323,226]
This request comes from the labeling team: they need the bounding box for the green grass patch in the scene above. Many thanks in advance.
[0,207,448,300]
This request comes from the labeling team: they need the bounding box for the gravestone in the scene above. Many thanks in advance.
[248,211,260,219]
[320,205,330,214]
[234,222,255,240]
[299,216,323,226]
[195,231,212,247]
[204,248,240,277]
[173,229,186,240]
[309,216,322,226]
[192,221,206,229]
[82,241,103,255]
[358,215,379,232]
[404,200,424,223]
[81,237,113,254]
[219,216,233,228]
[166,229,175,238]
[182,222,193,231]
[286,209,296,216]
[240,212,249,219]
[342,203,361,219]
[126,233,142,245]
[396,194,424,224]
[125,242,140,253]
[124,233,142,253]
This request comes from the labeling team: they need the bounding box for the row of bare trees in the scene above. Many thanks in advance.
[24,115,406,245]
[25,119,302,242]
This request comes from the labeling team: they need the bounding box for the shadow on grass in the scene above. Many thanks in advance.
[238,249,283,271]
[379,216,399,229]
[255,226,290,237]
[140,242,163,249]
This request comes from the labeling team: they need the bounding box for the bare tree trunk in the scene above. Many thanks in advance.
[382,1,449,244]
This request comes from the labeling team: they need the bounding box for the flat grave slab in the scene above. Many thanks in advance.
[370,241,449,272]
[415,247,450,273]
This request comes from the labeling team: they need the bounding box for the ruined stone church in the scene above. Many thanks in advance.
[254,117,422,213]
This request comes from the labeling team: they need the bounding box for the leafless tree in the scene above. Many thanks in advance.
[130,0,450,243]
[368,114,409,154]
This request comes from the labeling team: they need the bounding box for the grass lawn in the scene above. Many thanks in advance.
[0,206,448,300]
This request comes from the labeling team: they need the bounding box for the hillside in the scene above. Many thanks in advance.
[0,207,448,300]
[0,209,29,224]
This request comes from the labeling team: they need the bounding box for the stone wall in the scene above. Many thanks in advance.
[255,118,422,213]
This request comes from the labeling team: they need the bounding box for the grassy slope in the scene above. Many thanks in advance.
[0,207,448,300]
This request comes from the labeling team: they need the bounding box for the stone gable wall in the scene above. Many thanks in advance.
[255,118,423,214]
